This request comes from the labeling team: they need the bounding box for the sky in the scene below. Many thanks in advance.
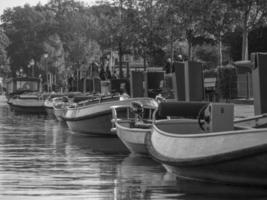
[0,0,98,16]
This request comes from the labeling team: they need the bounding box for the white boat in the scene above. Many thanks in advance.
[53,105,66,121]
[64,96,155,135]
[146,101,267,186]
[111,99,158,154]
[53,94,92,121]
[44,94,64,116]
[10,93,46,114]
[52,96,70,121]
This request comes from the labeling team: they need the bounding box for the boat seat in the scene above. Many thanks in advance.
[134,122,152,129]
[157,101,208,119]
[73,96,95,103]
[100,95,119,103]
[155,119,203,134]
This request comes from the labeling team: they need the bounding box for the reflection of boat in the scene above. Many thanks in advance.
[111,100,158,154]
[116,154,177,200]
[69,133,130,154]
[119,154,176,184]
[65,96,154,136]
[176,177,267,199]
[146,102,267,186]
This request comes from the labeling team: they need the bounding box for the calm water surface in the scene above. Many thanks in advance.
[0,102,266,200]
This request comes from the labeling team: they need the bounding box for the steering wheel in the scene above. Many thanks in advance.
[197,104,209,131]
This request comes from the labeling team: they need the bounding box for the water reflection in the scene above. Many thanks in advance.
[115,155,179,200]
[0,103,267,199]
[68,133,130,155]
[176,177,267,200]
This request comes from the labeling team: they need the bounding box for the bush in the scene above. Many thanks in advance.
[193,44,218,69]
[217,64,237,100]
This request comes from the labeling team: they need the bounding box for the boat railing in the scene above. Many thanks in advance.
[111,101,157,132]
[100,94,119,101]
[72,95,120,108]
[111,105,132,122]
[234,113,267,128]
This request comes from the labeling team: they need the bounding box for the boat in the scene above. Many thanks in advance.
[53,96,70,121]
[64,96,155,136]
[5,77,40,100]
[9,93,46,114]
[146,101,267,186]
[44,94,68,116]
[53,94,91,121]
[111,99,158,154]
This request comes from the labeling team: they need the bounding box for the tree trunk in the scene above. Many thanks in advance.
[188,41,192,61]
[186,29,193,61]
[118,41,123,78]
[242,29,249,60]
[218,34,223,67]
[170,34,174,73]
[143,54,147,71]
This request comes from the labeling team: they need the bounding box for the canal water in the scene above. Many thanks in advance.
[0,102,267,200]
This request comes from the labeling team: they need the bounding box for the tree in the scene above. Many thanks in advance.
[229,0,267,60]
[0,28,10,77]
[1,4,56,76]
[165,0,209,60]
[91,1,136,77]
[126,0,167,68]
[157,0,183,64]
[203,0,236,66]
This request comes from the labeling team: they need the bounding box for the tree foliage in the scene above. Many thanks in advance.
[228,0,267,60]
[1,0,267,83]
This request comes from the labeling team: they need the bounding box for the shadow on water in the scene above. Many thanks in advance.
[115,154,179,200]
[176,177,267,200]
[68,132,130,155]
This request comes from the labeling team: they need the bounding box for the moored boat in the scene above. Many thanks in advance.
[45,92,84,117]
[146,101,267,186]
[44,94,66,116]
[64,96,155,136]
[111,99,158,154]
[10,93,46,114]
[53,94,90,121]
[53,96,70,121]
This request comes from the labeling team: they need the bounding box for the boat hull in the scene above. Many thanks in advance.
[146,120,267,186]
[162,150,267,186]
[66,110,114,135]
[116,121,150,154]
[11,104,46,114]
[54,108,66,121]
[10,99,46,114]
[45,106,55,116]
